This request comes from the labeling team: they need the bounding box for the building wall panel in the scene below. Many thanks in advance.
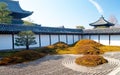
[111,35,120,46]
[83,35,89,39]
[91,35,99,42]
[51,35,59,45]
[60,35,66,43]
[67,35,73,44]
[0,34,12,50]
[100,35,109,45]
[41,35,50,47]
[74,35,79,42]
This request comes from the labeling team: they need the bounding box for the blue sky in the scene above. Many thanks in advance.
[18,0,120,29]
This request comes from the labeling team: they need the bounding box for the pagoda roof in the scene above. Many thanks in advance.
[89,16,114,26]
[0,24,83,34]
[0,0,33,18]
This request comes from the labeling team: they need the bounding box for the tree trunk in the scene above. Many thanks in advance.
[26,35,29,50]
[26,44,29,50]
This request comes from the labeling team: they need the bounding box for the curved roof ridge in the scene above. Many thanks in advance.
[90,16,114,26]
[0,0,33,18]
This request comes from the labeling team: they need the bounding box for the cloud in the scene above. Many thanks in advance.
[89,0,104,15]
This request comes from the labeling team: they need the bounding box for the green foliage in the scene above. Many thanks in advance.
[23,20,34,25]
[15,31,37,50]
[75,55,108,67]
[0,50,45,65]
[0,2,12,24]
[76,26,85,29]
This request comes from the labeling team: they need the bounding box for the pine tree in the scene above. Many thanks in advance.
[0,2,12,24]
[15,31,37,50]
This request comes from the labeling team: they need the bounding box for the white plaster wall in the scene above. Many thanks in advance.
[83,35,89,39]
[60,35,66,43]
[100,35,109,45]
[78,35,81,40]
[67,35,73,44]
[111,35,120,46]
[91,35,99,42]
[51,35,59,45]
[0,34,12,50]
[41,35,50,47]
[74,35,79,43]
[29,35,39,48]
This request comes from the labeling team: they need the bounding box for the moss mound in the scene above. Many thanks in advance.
[0,50,45,65]
[75,55,108,67]
[49,41,69,49]
[35,42,68,54]
[75,45,104,55]
[74,39,104,55]
[75,39,103,48]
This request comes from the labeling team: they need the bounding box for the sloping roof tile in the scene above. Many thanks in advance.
[90,16,114,26]
[0,24,83,34]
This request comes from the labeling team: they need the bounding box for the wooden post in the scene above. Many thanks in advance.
[58,34,60,42]
[39,34,41,47]
[49,34,51,45]
[78,35,80,40]
[109,34,111,45]
[89,35,91,40]
[98,35,100,43]
[12,33,14,50]
[73,35,74,43]
[66,34,68,44]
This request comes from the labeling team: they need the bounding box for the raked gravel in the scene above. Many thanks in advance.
[0,52,120,75]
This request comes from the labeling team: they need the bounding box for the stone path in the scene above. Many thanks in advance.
[0,53,120,75]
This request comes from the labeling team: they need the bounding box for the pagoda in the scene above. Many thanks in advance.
[0,0,33,24]
[89,16,114,28]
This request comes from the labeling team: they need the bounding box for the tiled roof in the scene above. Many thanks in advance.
[0,24,83,34]
[89,16,114,26]
[0,0,33,18]
[83,28,120,34]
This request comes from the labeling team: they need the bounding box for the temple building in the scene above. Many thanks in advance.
[0,0,33,24]
[0,0,120,50]
[89,16,114,28]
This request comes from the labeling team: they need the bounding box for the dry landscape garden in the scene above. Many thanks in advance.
[0,0,120,75]
[0,39,120,75]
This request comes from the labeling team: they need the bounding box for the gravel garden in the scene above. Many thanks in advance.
[0,39,120,75]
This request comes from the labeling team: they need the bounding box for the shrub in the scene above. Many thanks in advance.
[75,55,108,67]
[0,50,45,65]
